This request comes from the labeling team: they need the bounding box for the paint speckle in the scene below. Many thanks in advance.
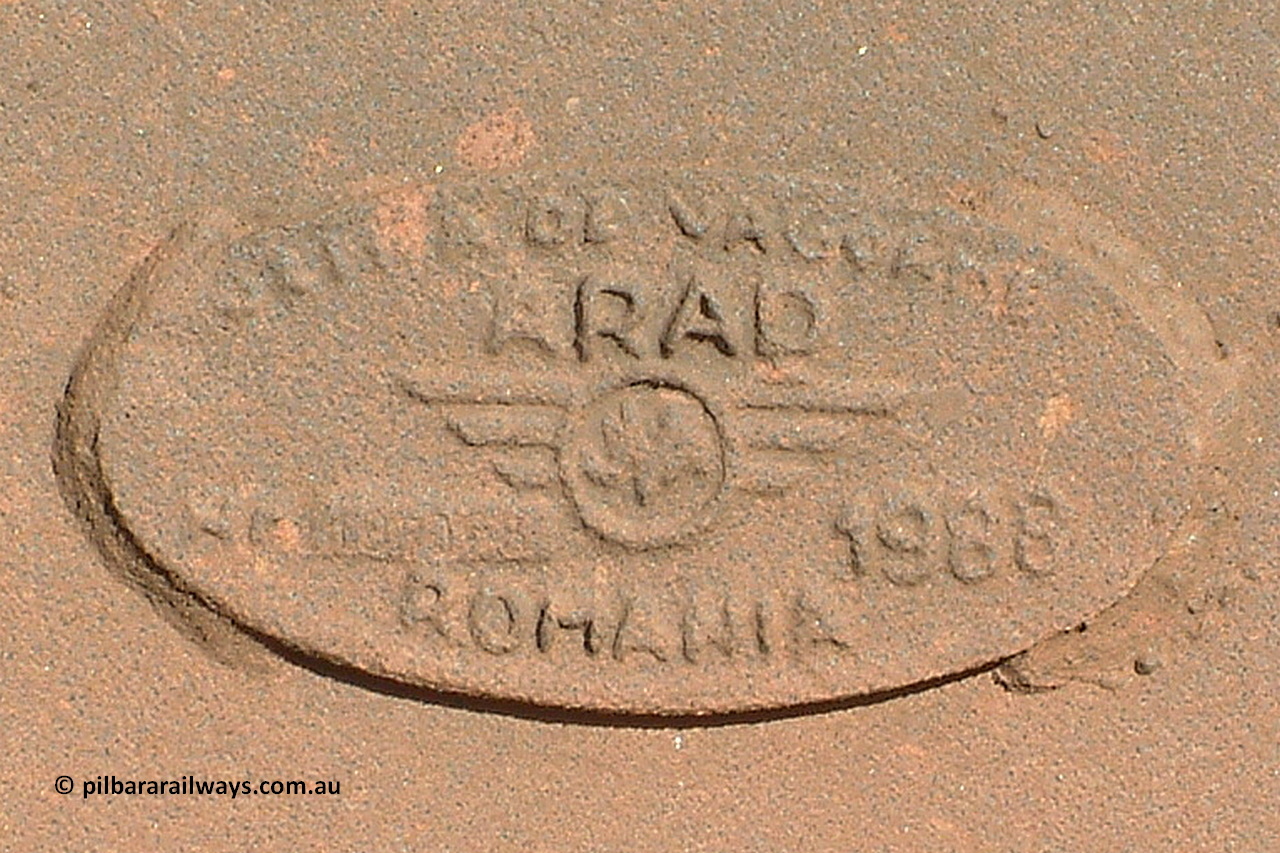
[455,107,536,171]
[1039,394,1076,440]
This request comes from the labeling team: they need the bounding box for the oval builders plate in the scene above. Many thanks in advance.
[61,171,1214,714]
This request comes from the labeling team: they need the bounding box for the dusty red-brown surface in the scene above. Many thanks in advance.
[5,3,1279,850]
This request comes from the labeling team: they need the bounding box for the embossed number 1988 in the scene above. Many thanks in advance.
[835,491,1063,587]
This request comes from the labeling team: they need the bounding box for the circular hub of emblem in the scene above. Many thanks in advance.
[561,382,725,548]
